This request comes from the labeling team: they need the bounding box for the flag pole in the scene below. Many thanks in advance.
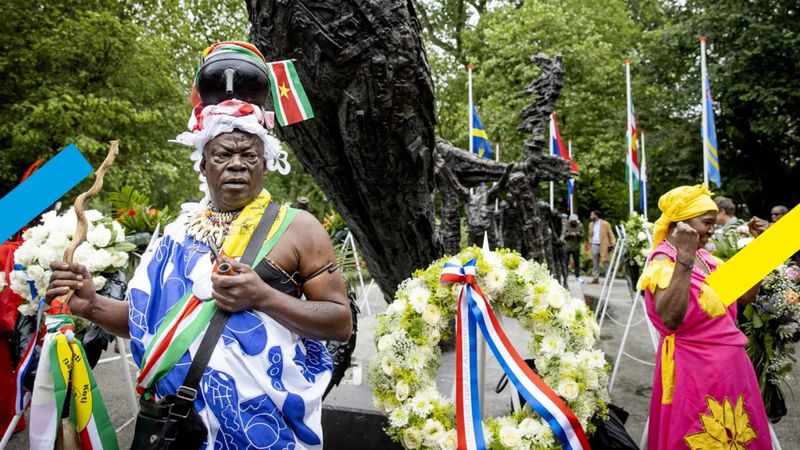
[568,139,574,215]
[495,142,500,213]
[625,59,634,215]
[641,132,647,220]
[699,37,710,188]
[468,64,474,157]
[548,115,554,210]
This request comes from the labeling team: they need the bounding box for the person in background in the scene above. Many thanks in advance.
[770,205,788,223]
[563,214,583,281]
[588,210,616,284]
[713,196,744,234]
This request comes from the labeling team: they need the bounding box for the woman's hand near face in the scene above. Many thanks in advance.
[671,221,699,258]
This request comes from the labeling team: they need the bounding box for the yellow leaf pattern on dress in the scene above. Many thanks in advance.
[698,283,728,318]
[637,258,674,293]
[685,395,757,449]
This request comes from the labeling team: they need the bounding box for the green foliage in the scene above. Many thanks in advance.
[108,185,177,234]
[418,0,799,222]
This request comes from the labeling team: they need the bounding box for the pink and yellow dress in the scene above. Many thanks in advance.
[638,241,771,449]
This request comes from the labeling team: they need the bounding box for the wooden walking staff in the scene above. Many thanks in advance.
[50,140,119,314]
[50,140,119,450]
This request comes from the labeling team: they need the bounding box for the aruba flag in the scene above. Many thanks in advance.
[703,74,721,187]
[471,105,493,160]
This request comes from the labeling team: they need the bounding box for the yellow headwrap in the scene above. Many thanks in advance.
[652,184,718,248]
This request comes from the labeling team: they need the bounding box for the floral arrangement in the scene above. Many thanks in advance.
[741,264,800,421]
[109,186,176,235]
[622,213,653,272]
[10,208,136,315]
[368,246,609,449]
[709,223,753,260]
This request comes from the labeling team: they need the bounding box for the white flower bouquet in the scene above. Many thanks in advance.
[10,208,136,315]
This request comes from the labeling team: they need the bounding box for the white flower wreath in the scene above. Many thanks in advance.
[368,246,610,449]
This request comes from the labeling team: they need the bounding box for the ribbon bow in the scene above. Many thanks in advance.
[440,259,589,450]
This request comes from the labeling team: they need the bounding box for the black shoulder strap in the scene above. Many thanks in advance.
[176,201,281,401]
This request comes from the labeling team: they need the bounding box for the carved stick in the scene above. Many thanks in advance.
[57,140,119,306]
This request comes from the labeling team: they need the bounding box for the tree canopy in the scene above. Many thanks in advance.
[417,0,798,221]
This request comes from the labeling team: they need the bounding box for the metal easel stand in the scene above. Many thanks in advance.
[594,225,623,318]
[342,231,370,316]
[597,229,631,331]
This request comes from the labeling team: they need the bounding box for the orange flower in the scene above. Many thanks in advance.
[149,208,157,218]
[784,290,799,306]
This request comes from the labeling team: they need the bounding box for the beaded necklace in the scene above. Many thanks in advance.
[662,239,712,275]
[186,205,242,248]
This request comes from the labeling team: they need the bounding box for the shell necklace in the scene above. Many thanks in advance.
[662,239,712,275]
[186,204,242,248]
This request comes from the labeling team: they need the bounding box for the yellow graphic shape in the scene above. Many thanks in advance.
[706,203,800,306]
[279,83,291,98]
[684,395,757,449]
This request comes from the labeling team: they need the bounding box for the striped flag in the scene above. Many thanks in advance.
[626,97,640,190]
[550,113,579,172]
[702,74,721,187]
[266,60,314,126]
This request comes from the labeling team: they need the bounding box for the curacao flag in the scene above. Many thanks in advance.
[703,74,721,187]
[266,60,314,126]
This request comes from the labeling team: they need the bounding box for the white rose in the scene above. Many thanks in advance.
[396,380,411,401]
[519,418,545,438]
[73,243,97,272]
[34,245,60,269]
[87,225,112,248]
[498,426,522,448]
[401,427,423,450]
[389,406,409,427]
[640,248,650,257]
[9,271,30,300]
[93,275,107,291]
[422,419,445,447]
[84,209,103,222]
[557,378,580,401]
[637,231,647,241]
[95,248,114,272]
[437,430,458,450]
[422,303,441,326]
[111,221,126,242]
[110,250,129,268]
[46,230,71,252]
[14,242,37,267]
[28,225,49,243]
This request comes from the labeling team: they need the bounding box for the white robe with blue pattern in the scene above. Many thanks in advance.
[127,216,332,450]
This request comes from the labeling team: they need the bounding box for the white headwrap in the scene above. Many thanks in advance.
[172,99,291,202]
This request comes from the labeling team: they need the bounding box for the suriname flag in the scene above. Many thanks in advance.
[267,60,314,126]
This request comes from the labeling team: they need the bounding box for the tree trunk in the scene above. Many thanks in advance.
[247,0,441,299]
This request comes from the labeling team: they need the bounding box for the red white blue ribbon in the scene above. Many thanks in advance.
[13,264,44,414]
[440,260,590,450]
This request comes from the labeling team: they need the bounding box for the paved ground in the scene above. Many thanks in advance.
[5,276,799,449]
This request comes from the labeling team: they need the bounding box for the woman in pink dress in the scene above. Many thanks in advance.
[638,185,772,449]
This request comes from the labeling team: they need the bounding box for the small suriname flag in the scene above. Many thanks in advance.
[266,60,314,126]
